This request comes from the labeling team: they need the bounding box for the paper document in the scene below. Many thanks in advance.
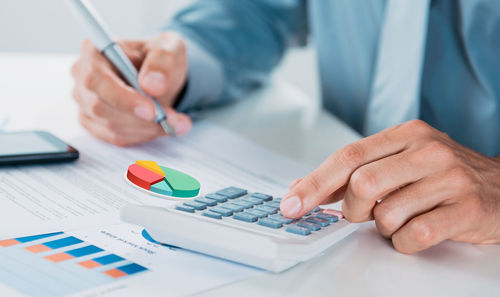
[0,223,260,297]
[0,121,309,238]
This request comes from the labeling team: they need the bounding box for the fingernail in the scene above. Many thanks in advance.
[142,71,167,92]
[175,119,190,135]
[134,105,154,121]
[281,196,302,217]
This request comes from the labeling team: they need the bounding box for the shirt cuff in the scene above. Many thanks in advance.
[175,38,224,113]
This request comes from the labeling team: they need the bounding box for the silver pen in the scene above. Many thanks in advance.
[66,0,176,136]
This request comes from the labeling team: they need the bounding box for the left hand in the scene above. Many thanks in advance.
[280,120,500,253]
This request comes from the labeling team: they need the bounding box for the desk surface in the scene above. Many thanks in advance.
[0,53,499,297]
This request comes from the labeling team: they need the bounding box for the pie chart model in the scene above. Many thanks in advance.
[125,160,200,199]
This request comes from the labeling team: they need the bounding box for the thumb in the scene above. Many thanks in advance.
[138,51,170,98]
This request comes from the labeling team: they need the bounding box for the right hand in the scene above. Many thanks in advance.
[71,31,192,146]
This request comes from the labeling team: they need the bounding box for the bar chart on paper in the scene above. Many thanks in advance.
[0,232,148,297]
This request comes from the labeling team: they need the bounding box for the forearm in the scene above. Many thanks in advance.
[168,0,308,112]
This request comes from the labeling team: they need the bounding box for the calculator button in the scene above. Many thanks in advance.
[240,196,263,205]
[202,211,222,219]
[286,225,311,236]
[175,205,195,213]
[305,207,322,216]
[258,218,283,229]
[183,201,206,210]
[306,217,329,227]
[322,209,344,219]
[194,197,217,207]
[244,209,268,218]
[269,214,294,224]
[220,203,245,212]
[296,220,321,231]
[205,193,228,203]
[274,197,282,202]
[254,205,278,214]
[250,193,273,201]
[232,200,255,209]
[314,213,339,223]
[233,212,258,223]
[209,207,233,217]
[265,201,281,208]
[216,187,248,199]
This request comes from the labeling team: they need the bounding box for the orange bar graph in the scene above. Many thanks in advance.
[45,253,74,263]
[78,259,101,269]
[103,268,127,279]
[25,244,51,253]
[0,239,20,247]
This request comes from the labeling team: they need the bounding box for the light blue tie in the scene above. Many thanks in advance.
[364,0,431,135]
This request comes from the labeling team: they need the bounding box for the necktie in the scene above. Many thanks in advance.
[364,0,431,135]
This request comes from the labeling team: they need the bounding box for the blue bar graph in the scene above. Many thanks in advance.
[66,245,103,258]
[0,232,149,297]
[44,236,83,249]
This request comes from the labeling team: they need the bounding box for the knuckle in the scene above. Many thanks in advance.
[89,100,106,117]
[465,194,485,217]
[391,237,413,254]
[448,167,474,190]
[71,87,81,103]
[404,119,433,135]
[423,140,456,164]
[80,39,93,52]
[339,143,365,167]
[349,167,377,200]
[303,174,322,194]
[408,219,434,246]
[102,118,119,131]
[108,133,128,147]
[374,204,398,235]
[70,61,79,79]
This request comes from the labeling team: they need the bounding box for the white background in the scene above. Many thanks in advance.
[0,0,319,100]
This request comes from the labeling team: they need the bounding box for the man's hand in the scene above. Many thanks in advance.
[281,120,500,253]
[71,32,192,146]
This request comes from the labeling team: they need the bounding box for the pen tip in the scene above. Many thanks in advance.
[160,120,176,137]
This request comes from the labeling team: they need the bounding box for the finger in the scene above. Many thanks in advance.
[281,120,435,218]
[391,203,468,254]
[73,86,166,138]
[342,149,434,222]
[79,113,160,147]
[78,40,156,121]
[118,39,146,68]
[372,174,456,238]
[289,178,303,190]
[138,32,186,98]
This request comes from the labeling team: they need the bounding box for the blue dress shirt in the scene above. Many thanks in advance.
[168,0,500,156]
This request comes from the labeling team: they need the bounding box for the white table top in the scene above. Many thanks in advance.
[0,53,499,297]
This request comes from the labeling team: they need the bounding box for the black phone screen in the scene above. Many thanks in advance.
[0,131,79,165]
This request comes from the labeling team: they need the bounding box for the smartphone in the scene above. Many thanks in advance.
[0,131,79,166]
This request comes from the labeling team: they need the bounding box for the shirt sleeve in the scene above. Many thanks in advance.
[167,0,308,113]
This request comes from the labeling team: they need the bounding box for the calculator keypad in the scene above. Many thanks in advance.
[174,187,342,236]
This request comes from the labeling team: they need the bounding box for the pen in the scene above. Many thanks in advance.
[66,0,177,136]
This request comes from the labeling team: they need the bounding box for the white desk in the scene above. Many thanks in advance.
[0,53,499,297]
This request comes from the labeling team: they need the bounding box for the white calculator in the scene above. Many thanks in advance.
[121,187,358,272]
